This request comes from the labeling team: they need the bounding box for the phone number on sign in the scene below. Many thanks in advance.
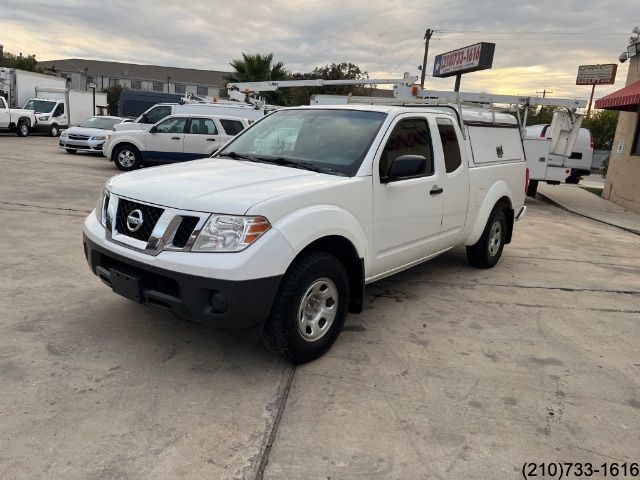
[522,462,639,479]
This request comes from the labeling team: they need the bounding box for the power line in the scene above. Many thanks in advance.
[387,42,424,77]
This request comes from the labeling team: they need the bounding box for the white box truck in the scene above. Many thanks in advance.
[0,68,66,109]
[24,88,108,136]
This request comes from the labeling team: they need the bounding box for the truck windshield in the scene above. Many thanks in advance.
[216,109,387,176]
[79,117,122,130]
[23,99,57,114]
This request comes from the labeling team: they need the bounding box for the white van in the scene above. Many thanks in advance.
[524,124,594,194]
[113,102,266,132]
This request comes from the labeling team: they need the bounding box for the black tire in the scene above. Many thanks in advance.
[16,121,29,137]
[466,207,507,269]
[526,179,538,197]
[263,251,349,364]
[65,149,77,154]
[565,176,580,184]
[113,144,141,171]
[49,124,60,137]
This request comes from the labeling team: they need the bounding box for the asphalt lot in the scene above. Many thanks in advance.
[1,134,639,479]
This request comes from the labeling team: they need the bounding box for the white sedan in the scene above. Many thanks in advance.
[103,114,250,171]
[58,116,127,154]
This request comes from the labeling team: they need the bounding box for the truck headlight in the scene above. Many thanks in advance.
[95,188,110,227]
[191,215,270,252]
[38,116,49,121]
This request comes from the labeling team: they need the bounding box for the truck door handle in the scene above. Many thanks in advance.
[171,136,181,140]
[430,186,444,195]
[206,138,216,142]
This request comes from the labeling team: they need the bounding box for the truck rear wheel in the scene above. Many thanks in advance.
[466,208,507,269]
[16,121,29,137]
[113,145,141,171]
[526,179,538,197]
[263,251,349,364]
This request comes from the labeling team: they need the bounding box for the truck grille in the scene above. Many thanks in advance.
[68,134,90,140]
[115,199,164,242]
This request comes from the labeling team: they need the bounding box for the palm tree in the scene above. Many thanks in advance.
[225,53,289,105]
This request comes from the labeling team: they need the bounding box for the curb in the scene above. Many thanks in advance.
[536,193,640,236]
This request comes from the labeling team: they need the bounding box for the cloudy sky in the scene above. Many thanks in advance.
[1,0,637,100]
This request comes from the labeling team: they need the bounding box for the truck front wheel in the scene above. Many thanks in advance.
[49,124,60,137]
[466,208,507,269]
[16,121,29,137]
[263,252,349,364]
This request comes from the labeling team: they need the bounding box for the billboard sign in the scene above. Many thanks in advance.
[576,64,617,85]
[433,42,495,78]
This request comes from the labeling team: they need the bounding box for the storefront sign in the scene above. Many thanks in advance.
[433,42,495,78]
[576,64,617,85]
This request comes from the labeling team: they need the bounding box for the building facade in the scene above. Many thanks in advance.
[597,38,640,213]
[38,58,229,99]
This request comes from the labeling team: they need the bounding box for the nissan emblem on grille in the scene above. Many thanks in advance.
[126,209,144,232]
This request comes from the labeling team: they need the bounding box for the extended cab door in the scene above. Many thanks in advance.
[433,117,469,246]
[144,116,187,162]
[183,117,223,158]
[371,115,445,278]
[0,97,9,127]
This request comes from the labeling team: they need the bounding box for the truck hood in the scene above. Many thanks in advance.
[107,158,345,214]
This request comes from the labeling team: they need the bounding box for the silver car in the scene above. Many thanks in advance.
[59,116,126,154]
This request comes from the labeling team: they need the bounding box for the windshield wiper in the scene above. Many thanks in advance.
[219,151,260,162]
[255,156,343,175]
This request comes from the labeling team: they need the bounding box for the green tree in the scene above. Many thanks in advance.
[0,51,42,72]
[103,84,123,115]
[583,109,619,150]
[225,53,289,105]
[288,62,374,106]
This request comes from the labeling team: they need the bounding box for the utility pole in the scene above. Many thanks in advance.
[586,84,596,117]
[420,28,434,89]
[536,86,553,98]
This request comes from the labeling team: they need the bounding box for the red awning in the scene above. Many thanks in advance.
[595,81,640,111]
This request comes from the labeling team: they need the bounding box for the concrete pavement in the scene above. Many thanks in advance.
[538,182,640,235]
[1,135,639,479]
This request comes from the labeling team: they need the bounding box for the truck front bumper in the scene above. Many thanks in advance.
[82,213,293,330]
[83,234,282,329]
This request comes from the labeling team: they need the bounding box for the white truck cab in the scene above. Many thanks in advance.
[83,104,527,363]
[0,96,37,136]
[23,98,67,136]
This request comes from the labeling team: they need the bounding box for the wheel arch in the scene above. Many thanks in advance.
[465,180,515,246]
[111,141,141,162]
[291,235,364,314]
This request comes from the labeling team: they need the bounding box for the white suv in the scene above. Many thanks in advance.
[103,114,249,170]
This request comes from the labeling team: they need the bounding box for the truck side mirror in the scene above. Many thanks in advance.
[148,125,158,133]
[383,155,426,182]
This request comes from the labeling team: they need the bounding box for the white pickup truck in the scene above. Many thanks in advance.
[83,104,527,363]
[0,96,37,136]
